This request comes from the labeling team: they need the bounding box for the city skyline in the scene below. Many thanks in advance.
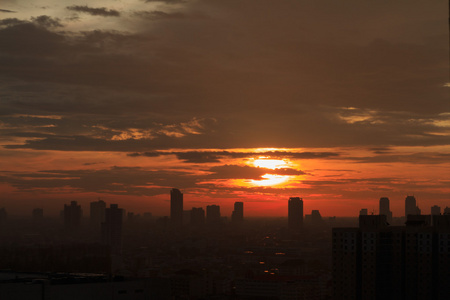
[0,0,449,217]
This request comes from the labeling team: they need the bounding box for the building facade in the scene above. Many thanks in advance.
[288,197,303,230]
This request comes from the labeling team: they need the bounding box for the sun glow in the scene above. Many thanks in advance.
[249,174,291,186]
[252,158,290,169]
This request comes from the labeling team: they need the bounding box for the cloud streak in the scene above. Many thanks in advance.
[66,5,120,17]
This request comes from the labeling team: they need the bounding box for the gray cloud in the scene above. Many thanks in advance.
[0,166,196,196]
[66,5,120,17]
[127,150,340,163]
[207,164,305,179]
[0,9,16,13]
[143,0,186,4]
[31,15,63,28]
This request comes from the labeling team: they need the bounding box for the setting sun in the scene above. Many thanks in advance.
[250,174,291,186]
[252,158,289,169]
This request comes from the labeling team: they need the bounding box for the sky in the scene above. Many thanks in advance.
[0,0,449,217]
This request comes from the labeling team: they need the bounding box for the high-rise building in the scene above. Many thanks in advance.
[379,197,393,223]
[190,207,205,226]
[431,205,441,215]
[333,214,450,300]
[32,208,43,221]
[0,208,7,224]
[170,188,183,227]
[288,197,303,230]
[405,195,420,216]
[64,201,82,230]
[206,205,221,224]
[101,204,123,255]
[231,202,244,223]
[445,207,450,215]
[90,199,106,227]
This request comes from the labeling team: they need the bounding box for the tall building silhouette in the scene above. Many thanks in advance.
[405,195,420,216]
[206,205,221,224]
[288,197,303,230]
[90,199,106,228]
[101,204,123,255]
[64,201,82,230]
[32,208,43,221]
[231,202,244,223]
[170,188,183,227]
[379,197,393,223]
[190,207,205,226]
[431,205,441,215]
[0,208,7,225]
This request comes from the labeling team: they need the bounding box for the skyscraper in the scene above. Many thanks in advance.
[431,205,441,215]
[170,188,183,227]
[90,199,106,228]
[379,197,393,223]
[190,207,205,226]
[231,201,244,223]
[101,204,123,255]
[288,197,303,230]
[405,195,420,217]
[64,201,82,230]
[32,208,43,221]
[206,205,221,224]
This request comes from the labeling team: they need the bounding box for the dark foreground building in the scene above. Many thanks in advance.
[332,214,450,300]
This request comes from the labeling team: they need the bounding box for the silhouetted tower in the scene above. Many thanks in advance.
[206,205,221,224]
[0,208,7,224]
[90,199,106,227]
[231,201,244,223]
[431,205,441,215]
[288,197,303,229]
[101,204,123,255]
[405,195,420,217]
[170,188,183,227]
[190,207,205,226]
[379,197,393,223]
[64,201,82,230]
[311,210,323,225]
[32,208,43,221]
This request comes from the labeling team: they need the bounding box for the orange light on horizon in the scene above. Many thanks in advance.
[249,174,291,186]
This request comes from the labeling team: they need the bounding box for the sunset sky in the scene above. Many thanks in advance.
[0,0,449,217]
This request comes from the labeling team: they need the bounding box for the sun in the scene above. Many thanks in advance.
[252,158,289,169]
[247,157,295,187]
[249,174,291,186]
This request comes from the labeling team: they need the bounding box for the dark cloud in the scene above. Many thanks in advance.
[66,5,120,17]
[348,152,450,164]
[127,150,340,163]
[0,9,16,13]
[143,0,186,4]
[0,167,197,196]
[134,10,186,20]
[31,15,63,28]
[0,0,448,152]
[0,18,25,26]
[207,165,305,180]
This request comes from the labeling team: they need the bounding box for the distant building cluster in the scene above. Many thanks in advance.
[333,195,450,300]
